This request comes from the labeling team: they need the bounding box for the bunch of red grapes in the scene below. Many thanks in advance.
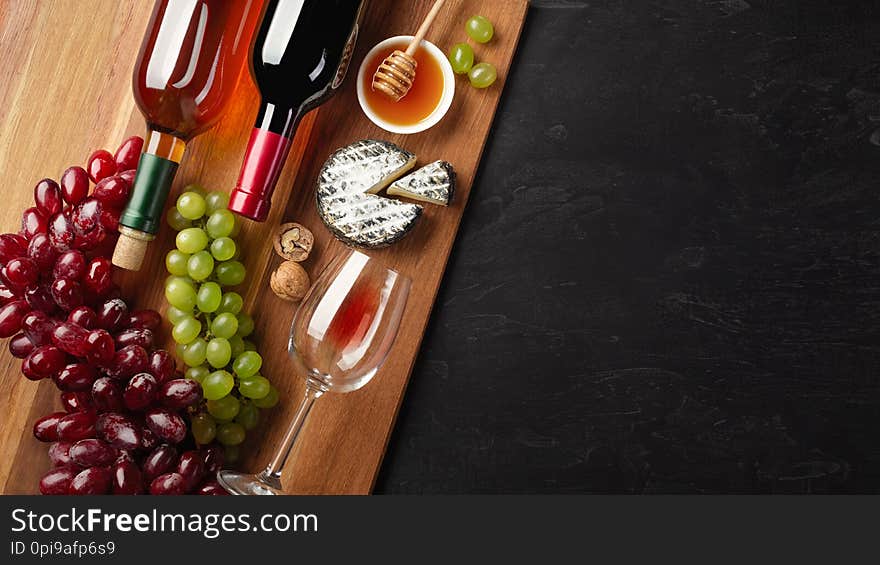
[0,136,226,495]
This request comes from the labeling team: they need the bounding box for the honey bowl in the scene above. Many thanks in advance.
[357,35,455,135]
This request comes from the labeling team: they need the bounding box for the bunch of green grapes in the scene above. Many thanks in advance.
[164,186,279,464]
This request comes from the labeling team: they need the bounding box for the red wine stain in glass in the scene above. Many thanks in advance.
[325,283,380,350]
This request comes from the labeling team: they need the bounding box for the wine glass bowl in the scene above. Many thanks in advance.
[218,250,410,495]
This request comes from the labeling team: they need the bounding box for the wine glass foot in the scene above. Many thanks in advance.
[216,470,283,495]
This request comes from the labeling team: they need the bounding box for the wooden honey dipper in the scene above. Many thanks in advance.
[372,0,447,102]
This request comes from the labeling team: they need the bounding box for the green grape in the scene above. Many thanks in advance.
[209,237,236,262]
[206,210,236,239]
[182,183,206,197]
[224,444,240,464]
[175,343,187,358]
[176,227,209,254]
[172,316,202,345]
[243,340,257,352]
[253,385,279,408]
[187,250,214,281]
[215,261,246,286]
[229,335,245,358]
[239,375,270,400]
[232,351,262,379]
[167,306,189,325]
[205,191,229,214]
[207,395,240,421]
[166,207,192,231]
[465,15,494,43]
[216,422,246,446]
[468,62,497,89]
[191,412,216,444]
[218,292,243,315]
[197,282,222,313]
[229,216,241,238]
[211,312,239,339]
[448,42,474,74]
[176,191,207,220]
[236,402,260,430]
[236,313,254,337]
[206,338,232,368]
[165,277,197,311]
[182,338,208,367]
[165,250,190,277]
[202,370,234,400]
[186,365,210,383]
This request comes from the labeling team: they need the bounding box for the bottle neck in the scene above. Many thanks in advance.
[255,100,304,140]
[119,129,185,236]
[144,129,187,162]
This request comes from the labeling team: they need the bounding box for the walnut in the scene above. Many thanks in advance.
[269,261,310,302]
[273,222,314,262]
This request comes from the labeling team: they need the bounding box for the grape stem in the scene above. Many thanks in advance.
[257,376,327,489]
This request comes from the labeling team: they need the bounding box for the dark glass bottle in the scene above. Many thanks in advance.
[228,0,365,222]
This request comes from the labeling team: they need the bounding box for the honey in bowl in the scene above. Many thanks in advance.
[362,39,445,127]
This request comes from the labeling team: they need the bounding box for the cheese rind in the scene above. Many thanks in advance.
[386,160,455,206]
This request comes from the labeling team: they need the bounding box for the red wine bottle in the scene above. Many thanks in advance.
[228,0,365,222]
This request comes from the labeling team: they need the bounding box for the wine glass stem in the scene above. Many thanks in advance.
[258,378,325,490]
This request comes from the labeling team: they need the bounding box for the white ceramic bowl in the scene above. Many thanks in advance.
[356,35,455,135]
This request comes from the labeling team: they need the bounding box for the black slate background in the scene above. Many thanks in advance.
[375,0,880,493]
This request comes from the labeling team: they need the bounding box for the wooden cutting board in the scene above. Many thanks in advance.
[0,0,528,494]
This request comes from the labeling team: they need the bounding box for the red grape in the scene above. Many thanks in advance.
[86,150,117,183]
[176,450,206,491]
[69,466,111,495]
[108,344,148,380]
[96,412,142,450]
[150,472,186,495]
[72,197,102,235]
[21,357,41,381]
[68,306,97,329]
[140,427,159,451]
[22,310,57,345]
[25,284,56,314]
[0,299,30,338]
[123,373,157,411]
[60,166,89,205]
[115,328,154,350]
[61,391,93,413]
[84,257,114,296]
[114,136,144,171]
[196,480,229,495]
[118,169,136,186]
[9,333,34,358]
[143,444,178,481]
[51,278,84,311]
[21,207,48,239]
[40,467,78,495]
[148,350,175,384]
[34,178,63,216]
[56,410,97,442]
[201,445,224,474]
[53,250,86,280]
[48,213,74,251]
[159,379,202,410]
[69,438,117,467]
[33,411,66,441]
[48,441,73,467]
[96,298,127,332]
[3,257,39,290]
[112,459,143,494]
[145,408,186,444]
[27,345,66,378]
[55,363,98,391]
[128,309,162,331]
[99,209,120,231]
[85,329,114,365]
[0,285,16,305]
[93,176,130,209]
[27,233,58,269]
[91,378,124,412]
[0,233,28,264]
[52,322,89,355]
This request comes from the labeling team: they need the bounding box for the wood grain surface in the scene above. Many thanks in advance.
[0,0,528,494]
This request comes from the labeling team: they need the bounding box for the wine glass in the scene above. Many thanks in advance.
[217,249,411,495]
